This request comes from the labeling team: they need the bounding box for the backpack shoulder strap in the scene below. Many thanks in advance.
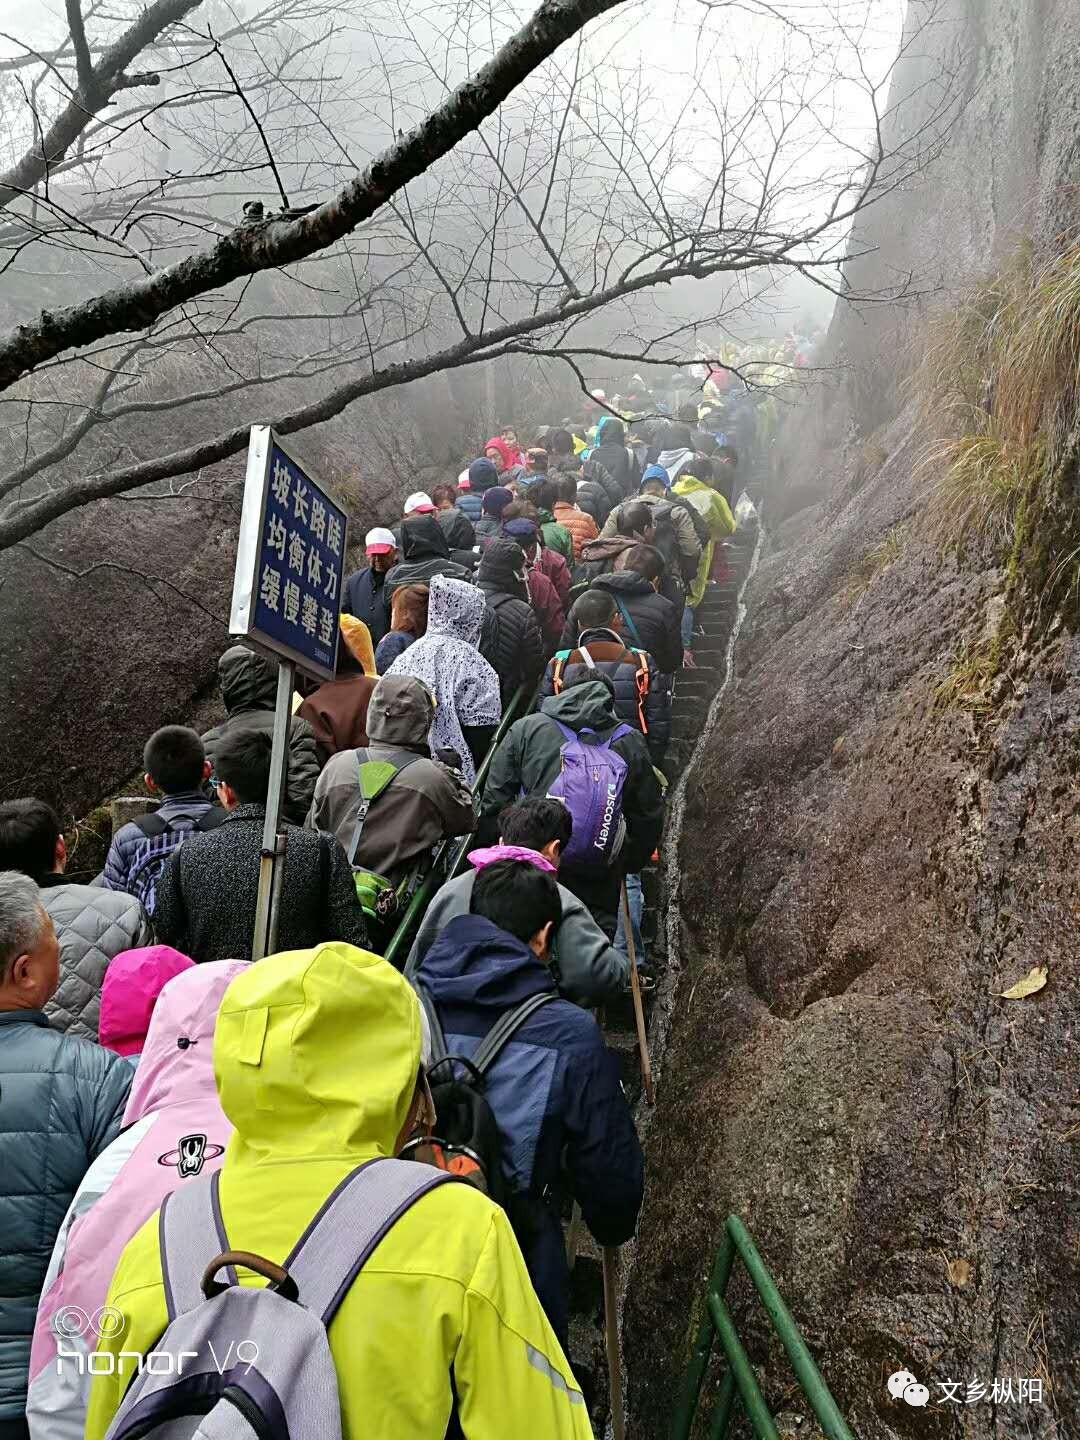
[606,722,636,745]
[195,806,230,832]
[413,982,448,1066]
[472,992,559,1075]
[133,812,169,838]
[612,596,644,649]
[348,751,422,863]
[159,1170,235,1321]
[285,1158,453,1327]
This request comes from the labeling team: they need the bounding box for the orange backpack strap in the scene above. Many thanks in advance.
[631,648,650,733]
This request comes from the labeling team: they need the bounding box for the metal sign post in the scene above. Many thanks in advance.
[229,426,348,961]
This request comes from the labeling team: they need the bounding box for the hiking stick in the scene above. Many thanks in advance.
[602,1247,626,1440]
[622,878,655,1105]
[566,1201,583,1268]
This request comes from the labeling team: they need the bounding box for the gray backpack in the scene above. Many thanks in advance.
[104,1158,451,1439]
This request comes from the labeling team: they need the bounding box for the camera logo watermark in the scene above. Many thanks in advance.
[53,1306,258,1378]
[888,1367,1045,1408]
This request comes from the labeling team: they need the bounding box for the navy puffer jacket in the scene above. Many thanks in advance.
[415,914,643,1346]
[0,1011,131,1418]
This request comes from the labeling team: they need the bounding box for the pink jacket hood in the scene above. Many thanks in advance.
[467,844,557,874]
[98,944,194,1057]
[28,961,249,1432]
[123,958,249,1125]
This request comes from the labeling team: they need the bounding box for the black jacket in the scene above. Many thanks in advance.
[591,419,639,498]
[202,647,321,825]
[476,540,545,704]
[385,514,474,595]
[562,572,683,675]
[154,804,367,962]
[342,565,391,644]
[540,627,671,763]
[436,505,476,550]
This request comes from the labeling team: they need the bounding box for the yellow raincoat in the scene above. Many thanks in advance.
[86,943,592,1440]
[672,474,736,607]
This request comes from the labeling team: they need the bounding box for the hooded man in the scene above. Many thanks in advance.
[296,613,379,764]
[480,677,664,936]
[27,960,247,1440]
[384,513,474,597]
[476,483,514,543]
[414,862,643,1344]
[201,644,320,825]
[654,421,698,483]
[342,527,399,645]
[85,943,592,1440]
[308,674,476,893]
[387,577,502,785]
[588,415,639,496]
[431,483,476,550]
[476,538,546,705]
[456,456,499,523]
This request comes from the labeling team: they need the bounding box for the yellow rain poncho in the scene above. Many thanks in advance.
[672,473,736,606]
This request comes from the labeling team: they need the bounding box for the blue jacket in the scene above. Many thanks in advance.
[342,565,391,643]
[0,1011,131,1417]
[102,790,220,910]
[455,492,483,524]
[416,914,643,1342]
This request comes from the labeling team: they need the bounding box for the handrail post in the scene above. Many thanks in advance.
[707,1294,780,1440]
[670,1229,736,1440]
[726,1217,855,1440]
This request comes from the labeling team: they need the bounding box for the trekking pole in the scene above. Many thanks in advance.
[602,1247,626,1440]
[621,879,655,1105]
[565,1202,583,1269]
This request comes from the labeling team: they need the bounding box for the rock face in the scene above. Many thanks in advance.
[625,4,1080,1437]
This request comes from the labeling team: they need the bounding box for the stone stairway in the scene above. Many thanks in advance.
[564,527,758,1429]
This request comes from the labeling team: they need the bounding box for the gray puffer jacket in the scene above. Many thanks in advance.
[39,876,151,1040]
[0,1010,131,1419]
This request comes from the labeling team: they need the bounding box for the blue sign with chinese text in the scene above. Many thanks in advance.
[230,428,348,681]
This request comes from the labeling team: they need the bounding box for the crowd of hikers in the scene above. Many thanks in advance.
[0,399,743,1440]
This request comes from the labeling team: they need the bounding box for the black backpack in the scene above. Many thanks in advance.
[128,807,229,913]
[403,986,557,1203]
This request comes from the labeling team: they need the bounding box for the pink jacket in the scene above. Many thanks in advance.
[27,960,248,1440]
[98,944,194,1056]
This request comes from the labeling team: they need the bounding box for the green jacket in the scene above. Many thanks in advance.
[537,509,574,564]
[481,681,664,876]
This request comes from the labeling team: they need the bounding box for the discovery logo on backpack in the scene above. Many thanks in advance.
[545,720,634,869]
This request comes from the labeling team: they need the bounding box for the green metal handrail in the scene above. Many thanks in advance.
[672,1215,854,1440]
[381,682,530,970]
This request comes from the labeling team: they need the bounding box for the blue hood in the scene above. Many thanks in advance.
[417,914,556,1016]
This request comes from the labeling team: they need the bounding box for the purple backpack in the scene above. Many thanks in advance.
[546,719,634,868]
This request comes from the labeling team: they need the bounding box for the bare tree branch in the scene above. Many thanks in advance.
[0,0,203,214]
[0,0,627,389]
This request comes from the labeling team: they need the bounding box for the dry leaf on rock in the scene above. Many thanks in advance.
[997,966,1048,1000]
[946,1257,972,1287]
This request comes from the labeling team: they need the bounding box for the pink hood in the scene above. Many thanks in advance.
[30,961,248,1416]
[99,944,194,1057]
[484,436,516,472]
[467,844,557,874]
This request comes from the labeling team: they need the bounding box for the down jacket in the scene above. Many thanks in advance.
[540,627,671,763]
[38,875,151,1040]
[476,540,546,704]
[201,646,321,825]
[0,1010,131,1421]
[384,515,473,596]
[552,499,599,561]
[558,571,683,676]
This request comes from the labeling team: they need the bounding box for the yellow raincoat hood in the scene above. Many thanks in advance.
[215,942,421,1164]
